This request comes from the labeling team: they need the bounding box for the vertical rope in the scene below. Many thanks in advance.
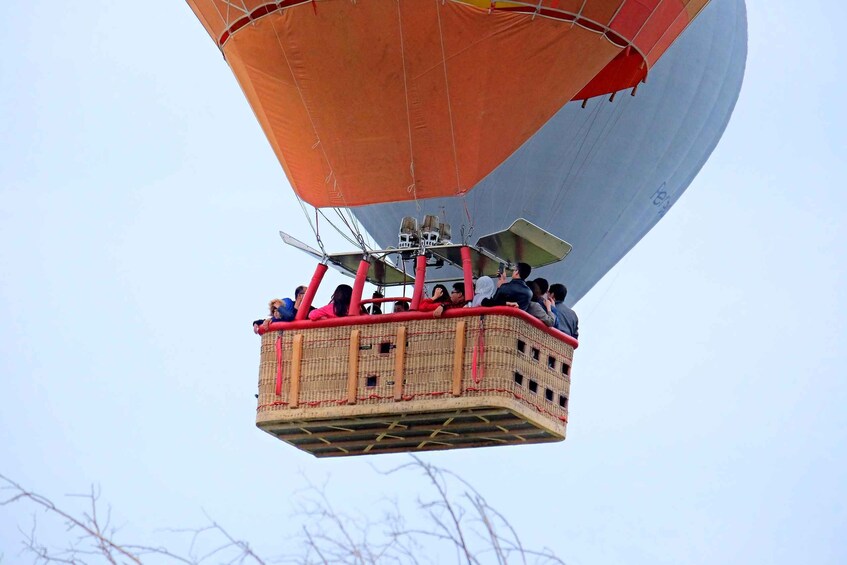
[397,1,419,209]
[472,316,485,384]
[270,19,344,205]
[274,334,284,396]
[461,194,474,243]
[435,0,463,195]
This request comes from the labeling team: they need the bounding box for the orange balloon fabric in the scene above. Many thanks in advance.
[187,0,708,208]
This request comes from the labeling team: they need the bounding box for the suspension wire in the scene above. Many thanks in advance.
[552,42,637,213]
[317,208,362,248]
[270,18,353,213]
[435,0,463,196]
[346,208,375,250]
[342,206,369,247]
[570,93,630,183]
[208,1,230,31]
[461,194,474,245]
[396,0,420,213]
[550,97,605,212]
[294,189,368,255]
[294,192,327,258]
[331,207,369,253]
[400,250,408,298]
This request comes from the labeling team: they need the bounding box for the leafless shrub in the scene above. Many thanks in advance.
[2,457,564,564]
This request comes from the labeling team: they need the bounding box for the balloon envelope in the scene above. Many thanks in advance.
[187,0,710,207]
[351,0,748,305]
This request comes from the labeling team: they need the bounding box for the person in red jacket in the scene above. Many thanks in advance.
[417,284,451,313]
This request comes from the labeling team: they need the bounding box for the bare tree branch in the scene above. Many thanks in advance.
[2,457,567,564]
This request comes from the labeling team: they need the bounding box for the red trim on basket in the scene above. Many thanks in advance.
[259,307,578,349]
[472,345,479,383]
[472,317,486,384]
[274,335,283,396]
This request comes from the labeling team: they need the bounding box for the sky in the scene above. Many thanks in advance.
[1,1,846,563]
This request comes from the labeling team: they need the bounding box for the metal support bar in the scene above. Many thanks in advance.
[394,326,407,401]
[296,262,328,320]
[452,320,466,397]
[347,329,360,404]
[289,334,304,408]
[274,335,284,396]
[461,245,474,302]
[348,258,370,316]
[410,254,427,310]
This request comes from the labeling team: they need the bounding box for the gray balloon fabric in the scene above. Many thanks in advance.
[351,0,748,307]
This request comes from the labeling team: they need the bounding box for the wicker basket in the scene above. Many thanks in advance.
[256,311,574,457]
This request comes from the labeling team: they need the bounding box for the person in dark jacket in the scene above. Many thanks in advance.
[550,283,579,339]
[482,262,533,311]
[277,285,307,321]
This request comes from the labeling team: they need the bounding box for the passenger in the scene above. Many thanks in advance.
[417,284,451,312]
[253,298,284,332]
[550,283,579,339]
[308,284,353,321]
[392,300,410,313]
[467,276,496,307]
[368,290,384,315]
[277,285,307,321]
[450,283,466,306]
[526,281,555,327]
[531,277,558,322]
[533,277,549,296]
[481,262,533,311]
[433,282,467,317]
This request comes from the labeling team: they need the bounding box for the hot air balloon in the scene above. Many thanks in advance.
[187,0,743,457]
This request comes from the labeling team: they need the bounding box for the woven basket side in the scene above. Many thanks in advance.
[257,314,573,422]
[461,316,570,421]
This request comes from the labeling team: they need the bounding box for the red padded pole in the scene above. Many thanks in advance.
[410,254,427,310]
[461,245,474,302]
[348,258,370,316]
[295,262,328,320]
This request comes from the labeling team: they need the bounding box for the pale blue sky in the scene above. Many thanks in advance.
[1,2,845,563]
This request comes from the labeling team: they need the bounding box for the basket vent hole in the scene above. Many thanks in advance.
[558,395,568,409]
[531,347,540,361]
[545,388,554,402]
[561,363,570,376]
[379,342,392,354]
[366,375,378,387]
[517,340,526,353]
[513,372,524,386]
[528,379,538,394]
[547,356,556,370]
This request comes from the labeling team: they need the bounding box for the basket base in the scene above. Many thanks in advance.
[257,396,565,458]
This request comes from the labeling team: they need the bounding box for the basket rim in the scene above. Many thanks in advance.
[259,306,578,349]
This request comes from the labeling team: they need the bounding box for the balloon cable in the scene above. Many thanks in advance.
[396,0,420,212]
[435,0,463,195]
